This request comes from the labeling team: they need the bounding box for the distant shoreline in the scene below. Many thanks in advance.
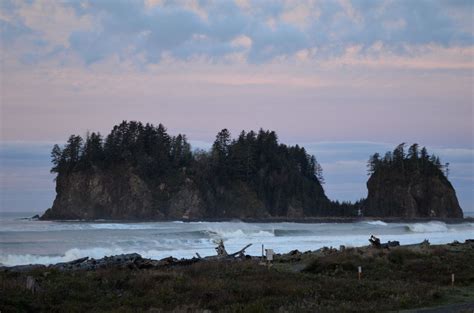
[36,216,474,224]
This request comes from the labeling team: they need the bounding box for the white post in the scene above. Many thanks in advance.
[358,266,362,281]
[266,249,274,261]
[452,273,455,287]
[265,248,274,268]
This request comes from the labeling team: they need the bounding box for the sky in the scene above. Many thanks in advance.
[0,0,473,213]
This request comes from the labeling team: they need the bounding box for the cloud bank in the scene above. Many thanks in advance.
[1,1,472,211]
[1,0,473,65]
[1,1,472,145]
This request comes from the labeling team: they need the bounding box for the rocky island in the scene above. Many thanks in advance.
[363,143,463,218]
[41,121,463,220]
[41,121,334,220]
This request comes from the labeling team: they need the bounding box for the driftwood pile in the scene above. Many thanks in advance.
[3,241,253,273]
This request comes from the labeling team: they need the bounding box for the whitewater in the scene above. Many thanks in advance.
[1,212,473,266]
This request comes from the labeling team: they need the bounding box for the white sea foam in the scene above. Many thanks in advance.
[406,221,449,233]
[2,215,473,266]
[89,223,158,230]
[0,246,216,267]
[364,220,388,226]
[204,228,274,240]
[0,247,127,266]
[3,227,470,267]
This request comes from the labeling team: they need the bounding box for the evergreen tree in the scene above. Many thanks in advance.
[435,156,442,170]
[315,161,324,184]
[212,129,232,178]
[420,147,429,161]
[367,152,381,175]
[63,135,83,170]
[393,143,406,163]
[383,151,393,163]
[50,144,64,173]
[82,132,104,166]
[171,134,192,168]
[212,129,231,158]
[407,143,419,160]
[228,131,252,181]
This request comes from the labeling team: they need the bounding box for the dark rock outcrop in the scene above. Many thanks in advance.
[363,164,463,218]
[42,167,162,220]
[41,165,331,220]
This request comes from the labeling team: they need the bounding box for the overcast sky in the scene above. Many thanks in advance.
[1,0,473,213]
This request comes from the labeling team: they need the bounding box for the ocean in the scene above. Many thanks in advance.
[1,211,473,267]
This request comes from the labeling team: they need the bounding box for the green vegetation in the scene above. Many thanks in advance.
[2,243,473,312]
[367,143,449,179]
[49,121,352,217]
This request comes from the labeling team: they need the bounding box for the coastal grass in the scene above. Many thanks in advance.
[1,243,473,312]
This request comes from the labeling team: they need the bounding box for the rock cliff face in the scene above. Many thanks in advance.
[42,167,161,220]
[42,162,464,220]
[41,166,331,220]
[362,167,463,218]
[42,169,204,220]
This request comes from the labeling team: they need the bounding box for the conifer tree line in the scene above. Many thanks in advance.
[367,143,449,178]
[51,121,324,183]
[51,121,192,178]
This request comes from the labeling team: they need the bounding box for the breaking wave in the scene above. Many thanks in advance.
[406,221,449,233]
[364,220,388,226]
[0,246,216,267]
[0,247,126,266]
[89,223,159,230]
[203,229,274,240]
[3,214,474,267]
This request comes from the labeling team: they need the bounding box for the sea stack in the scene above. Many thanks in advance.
[41,121,332,220]
[362,143,463,218]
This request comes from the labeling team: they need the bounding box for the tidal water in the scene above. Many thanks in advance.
[1,211,473,266]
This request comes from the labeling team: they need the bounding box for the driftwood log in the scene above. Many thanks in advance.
[369,235,381,248]
[214,240,252,259]
[369,235,400,249]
